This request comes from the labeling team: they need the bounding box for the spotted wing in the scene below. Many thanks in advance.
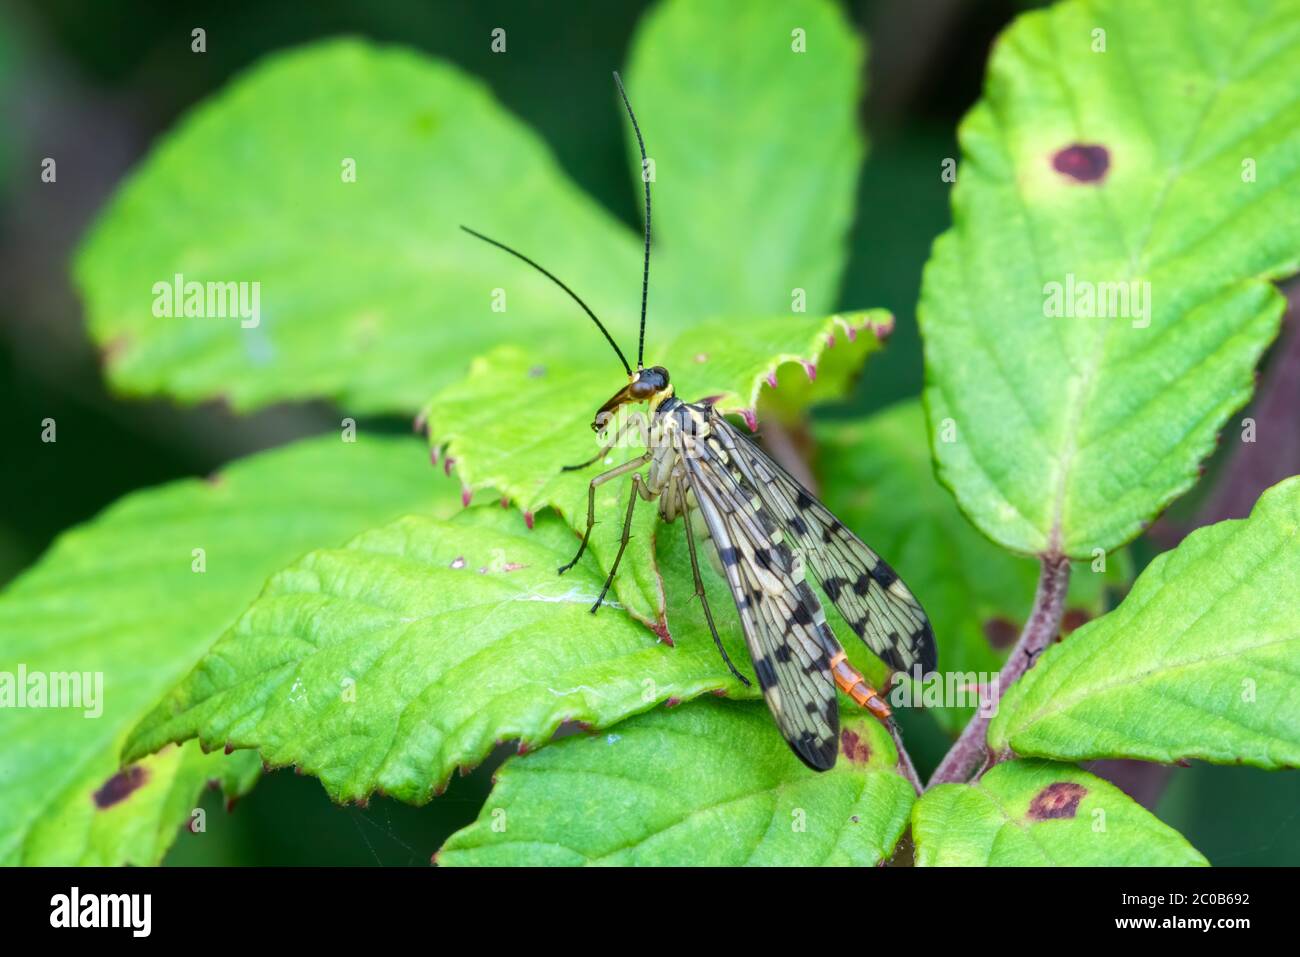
[709,414,937,676]
[681,432,841,771]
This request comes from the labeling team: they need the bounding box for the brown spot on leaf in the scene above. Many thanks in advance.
[93,765,148,809]
[983,616,1019,649]
[839,729,873,765]
[1027,781,1087,820]
[1061,608,1092,634]
[1052,143,1110,182]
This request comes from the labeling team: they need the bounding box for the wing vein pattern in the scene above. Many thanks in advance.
[678,424,841,770]
[709,414,936,676]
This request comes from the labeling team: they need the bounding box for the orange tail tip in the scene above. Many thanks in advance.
[829,651,892,720]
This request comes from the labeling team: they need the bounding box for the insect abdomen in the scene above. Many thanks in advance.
[829,651,891,720]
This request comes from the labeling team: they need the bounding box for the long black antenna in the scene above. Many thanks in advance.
[613,71,650,370]
[459,225,633,376]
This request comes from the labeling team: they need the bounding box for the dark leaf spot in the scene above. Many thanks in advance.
[1052,143,1110,182]
[1027,781,1087,820]
[93,765,148,809]
[1061,608,1092,633]
[983,616,1020,649]
[839,729,872,765]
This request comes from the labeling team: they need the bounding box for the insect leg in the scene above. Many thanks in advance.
[562,446,613,472]
[589,471,645,613]
[680,492,751,687]
[558,453,649,576]
[561,417,635,472]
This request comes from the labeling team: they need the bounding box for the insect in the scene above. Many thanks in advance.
[461,72,936,771]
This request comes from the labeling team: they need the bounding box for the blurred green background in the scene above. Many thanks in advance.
[1,0,1294,865]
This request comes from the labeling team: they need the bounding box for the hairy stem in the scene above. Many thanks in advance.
[887,719,924,796]
[927,555,1071,788]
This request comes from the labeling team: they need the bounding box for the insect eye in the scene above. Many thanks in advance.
[631,368,669,397]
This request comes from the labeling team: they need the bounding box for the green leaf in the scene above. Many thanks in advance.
[0,434,453,865]
[73,39,648,413]
[814,400,1128,734]
[989,476,1300,769]
[124,501,892,805]
[424,312,890,627]
[912,759,1207,866]
[21,744,261,867]
[122,508,743,802]
[76,0,871,417]
[919,0,1300,559]
[438,700,914,866]
[625,0,866,319]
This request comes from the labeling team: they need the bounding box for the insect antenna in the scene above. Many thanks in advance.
[612,71,651,371]
[458,225,632,376]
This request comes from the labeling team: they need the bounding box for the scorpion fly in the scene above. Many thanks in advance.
[460,72,936,771]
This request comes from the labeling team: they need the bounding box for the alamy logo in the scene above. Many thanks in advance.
[0,664,102,718]
[152,273,261,328]
[50,887,151,937]
[888,667,1001,716]
[1043,273,1151,328]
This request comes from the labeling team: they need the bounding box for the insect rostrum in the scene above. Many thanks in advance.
[462,72,936,771]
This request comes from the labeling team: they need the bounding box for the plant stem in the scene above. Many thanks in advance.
[926,554,1071,788]
[887,719,924,796]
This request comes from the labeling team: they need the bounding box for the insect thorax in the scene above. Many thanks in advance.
[645,397,712,522]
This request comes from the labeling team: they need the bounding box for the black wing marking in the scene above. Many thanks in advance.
[681,434,841,772]
[707,413,937,676]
